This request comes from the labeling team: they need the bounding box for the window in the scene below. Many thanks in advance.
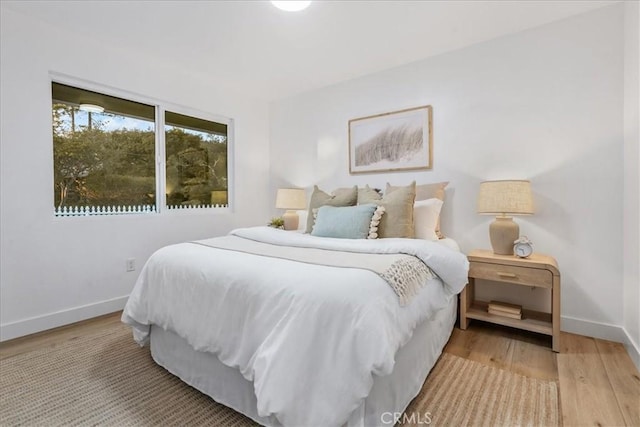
[165,111,228,209]
[52,81,230,216]
[52,83,156,214]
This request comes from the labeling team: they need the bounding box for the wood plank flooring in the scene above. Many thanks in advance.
[0,312,123,361]
[594,339,640,426]
[444,322,640,427]
[1,312,639,426]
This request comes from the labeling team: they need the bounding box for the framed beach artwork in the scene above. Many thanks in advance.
[348,105,433,174]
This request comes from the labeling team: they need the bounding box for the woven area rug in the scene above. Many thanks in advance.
[0,323,559,426]
[403,351,559,426]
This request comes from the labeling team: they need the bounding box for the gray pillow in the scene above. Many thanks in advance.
[359,181,416,238]
[305,185,358,233]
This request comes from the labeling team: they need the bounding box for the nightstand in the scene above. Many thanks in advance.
[460,249,561,352]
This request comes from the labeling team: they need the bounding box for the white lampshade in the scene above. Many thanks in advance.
[275,188,307,210]
[79,104,105,113]
[477,180,534,215]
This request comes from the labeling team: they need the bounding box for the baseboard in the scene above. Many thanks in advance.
[562,315,640,370]
[622,327,640,371]
[561,315,628,342]
[0,295,129,342]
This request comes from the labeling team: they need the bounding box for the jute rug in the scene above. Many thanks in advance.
[0,323,559,426]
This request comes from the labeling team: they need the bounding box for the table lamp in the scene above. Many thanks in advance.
[276,188,307,230]
[477,180,534,255]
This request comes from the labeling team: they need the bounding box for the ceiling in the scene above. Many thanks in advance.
[4,0,617,101]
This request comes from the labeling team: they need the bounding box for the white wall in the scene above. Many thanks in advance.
[270,6,626,340]
[0,8,270,340]
[623,0,640,367]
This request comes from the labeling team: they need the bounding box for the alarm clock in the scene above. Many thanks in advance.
[513,236,533,258]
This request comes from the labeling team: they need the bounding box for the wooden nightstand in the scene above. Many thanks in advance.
[460,249,561,352]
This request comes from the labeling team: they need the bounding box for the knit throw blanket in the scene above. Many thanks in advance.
[192,235,434,306]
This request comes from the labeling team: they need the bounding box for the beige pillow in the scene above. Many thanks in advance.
[360,182,416,238]
[305,185,358,233]
[357,186,382,204]
[387,181,448,238]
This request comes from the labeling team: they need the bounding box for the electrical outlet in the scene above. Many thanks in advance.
[126,258,136,272]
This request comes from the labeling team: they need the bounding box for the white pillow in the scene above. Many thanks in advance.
[297,210,308,231]
[414,198,444,241]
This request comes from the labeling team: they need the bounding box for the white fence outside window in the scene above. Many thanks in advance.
[54,204,229,217]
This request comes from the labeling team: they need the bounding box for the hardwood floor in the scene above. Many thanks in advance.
[1,312,639,426]
[444,322,640,427]
[0,311,123,361]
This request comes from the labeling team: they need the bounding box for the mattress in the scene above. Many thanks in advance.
[149,295,457,427]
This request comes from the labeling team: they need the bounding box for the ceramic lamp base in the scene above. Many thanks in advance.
[490,216,519,255]
[282,210,299,231]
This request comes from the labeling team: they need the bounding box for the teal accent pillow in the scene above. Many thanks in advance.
[305,186,358,233]
[311,204,379,239]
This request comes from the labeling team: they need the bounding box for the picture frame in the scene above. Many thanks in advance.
[348,105,433,174]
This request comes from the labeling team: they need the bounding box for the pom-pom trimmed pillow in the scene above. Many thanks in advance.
[413,198,444,241]
[305,185,358,233]
[311,204,385,239]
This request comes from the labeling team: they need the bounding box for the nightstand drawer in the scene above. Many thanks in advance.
[469,261,553,288]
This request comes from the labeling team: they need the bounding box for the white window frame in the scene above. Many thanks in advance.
[50,72,234,216]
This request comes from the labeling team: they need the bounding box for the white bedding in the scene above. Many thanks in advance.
[122,227,469,427]
[149,297,458,427]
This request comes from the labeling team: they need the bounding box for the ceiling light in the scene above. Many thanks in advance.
[271,1,311,12]
[79,104,104,113]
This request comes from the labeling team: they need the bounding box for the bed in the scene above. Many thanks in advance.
[122,226,469,427]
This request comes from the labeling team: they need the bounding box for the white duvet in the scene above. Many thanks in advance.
[122,227,469,427]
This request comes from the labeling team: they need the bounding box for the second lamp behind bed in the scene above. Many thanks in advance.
[275,188,307,230]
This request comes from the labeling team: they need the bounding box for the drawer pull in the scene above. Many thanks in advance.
[497,272,518,278]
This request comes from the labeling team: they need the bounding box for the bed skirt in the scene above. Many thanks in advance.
[149,296,457,427]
